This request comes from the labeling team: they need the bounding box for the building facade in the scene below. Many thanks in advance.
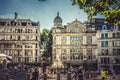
[52,13,120,73]
[52,12,98,70]
[0,13,41,64]
[91,18,120,73]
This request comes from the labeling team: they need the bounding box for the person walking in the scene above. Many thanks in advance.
[78,66,83,80]
[101,68,107,80]
[72,71,77,80]
[31,68,39,80]
[39,67,43,80]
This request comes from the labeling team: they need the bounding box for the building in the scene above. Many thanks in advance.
[0,12,41,64]
[52,12,120,73]
[91,18,120,73]
[52,12,98,70]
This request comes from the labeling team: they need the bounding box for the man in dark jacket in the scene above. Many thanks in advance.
[31,68,39,80]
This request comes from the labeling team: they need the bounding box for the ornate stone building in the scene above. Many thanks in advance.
[0,13,41,64]
[52,13,120,73]
[91,18,120,73]
[52,12,98,69]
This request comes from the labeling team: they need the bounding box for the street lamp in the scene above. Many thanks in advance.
[83,57,87,73]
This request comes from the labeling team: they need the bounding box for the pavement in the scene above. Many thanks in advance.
[0,70,120,80]
[41,73,120,80]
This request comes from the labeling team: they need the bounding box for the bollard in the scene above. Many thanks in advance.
[57,72,60,80]
[26,73,31,80]
[67,72,71,80]
[43,73,47,80]
[4,73,10,80]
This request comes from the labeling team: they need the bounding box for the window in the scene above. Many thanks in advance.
[117,32,120,38]
[36,43,38,48]
[36,30,38,33]
[10,36,12,40]
[113,49,120,55]
[101,49,108,55]
[105,41,108,47]
[113,33,115,38]
[101,33,108,38]
[21,22,27,26]
[18,36,20,40]
[101,41,108,47]
[0,22,6,26]
[105,33,108,38]
[101,41,104,47]
[101,58,109,64]
[36,36,38,40]
[102,25,107,30]
[117,41,120,46]
[113,41,120,46]
[35,50,38,56]
[62,49,66,53]
[101,34,104,38]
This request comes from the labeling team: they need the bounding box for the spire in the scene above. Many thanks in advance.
[14,12,18,19]
[57,12,59,16]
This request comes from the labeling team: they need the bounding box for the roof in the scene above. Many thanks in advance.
[54,12,62,23]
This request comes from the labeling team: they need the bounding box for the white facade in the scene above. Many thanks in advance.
[52,13,97,69]
[0,13,41,63]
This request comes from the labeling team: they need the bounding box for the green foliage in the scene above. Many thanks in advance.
[41,28,52,56]
[72,0,120,24]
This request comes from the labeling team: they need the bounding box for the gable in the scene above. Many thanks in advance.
[66,21,86,32]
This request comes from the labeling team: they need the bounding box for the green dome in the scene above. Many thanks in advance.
[54,12,62,23]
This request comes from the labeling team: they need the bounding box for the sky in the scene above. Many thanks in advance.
[0,0,91,31]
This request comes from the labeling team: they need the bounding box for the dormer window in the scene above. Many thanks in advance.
[102,25,107,30]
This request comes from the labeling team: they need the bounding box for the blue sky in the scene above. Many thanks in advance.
[0,0,89,31]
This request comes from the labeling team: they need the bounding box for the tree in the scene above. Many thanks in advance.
[72,0,120,24]
[41,28,52,57]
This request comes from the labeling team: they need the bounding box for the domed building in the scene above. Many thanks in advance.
[51,12,120,73]
[54,12,62,26]
[52,12,65,34]
[52,12,98,69]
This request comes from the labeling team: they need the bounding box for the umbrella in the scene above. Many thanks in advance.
[6,56,12,61]
[0,53,12,61]
[0,53,8,57]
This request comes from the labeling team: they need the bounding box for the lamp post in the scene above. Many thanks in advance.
[83,57,87,71]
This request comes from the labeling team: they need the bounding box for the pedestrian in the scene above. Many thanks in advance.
[112,70,115,79]
[101,68,107,80]
[31,67,39,80]
[78,66,83,80]
[72,71,77,80]
[39,67,43,80]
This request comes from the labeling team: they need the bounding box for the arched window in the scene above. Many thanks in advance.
[102,25,107,30]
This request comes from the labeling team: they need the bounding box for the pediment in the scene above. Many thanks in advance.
[66,21,86,32]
